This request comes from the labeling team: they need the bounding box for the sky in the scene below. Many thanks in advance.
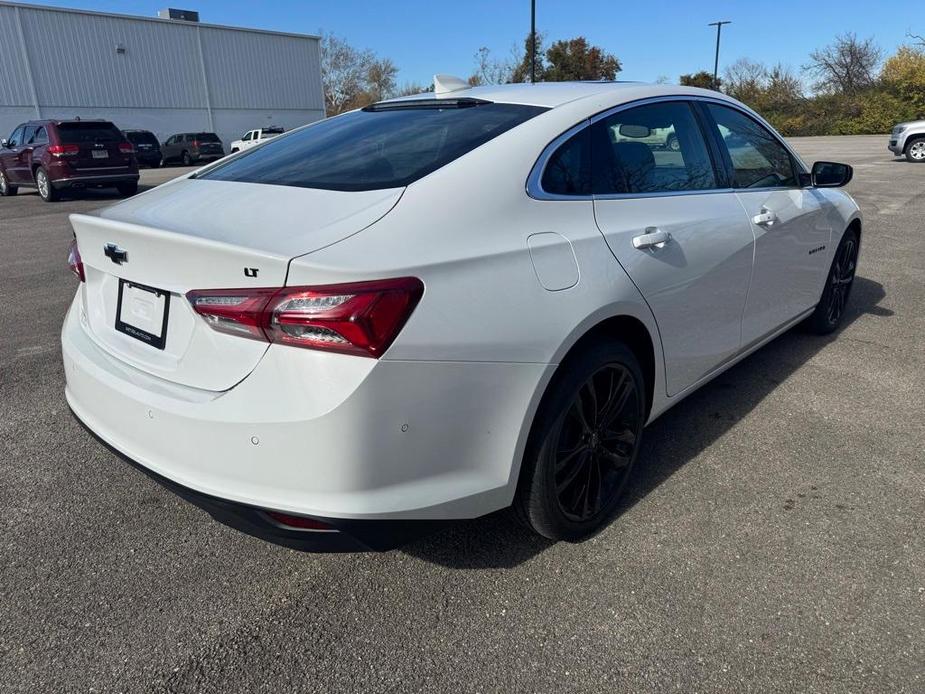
[20,0,925,88]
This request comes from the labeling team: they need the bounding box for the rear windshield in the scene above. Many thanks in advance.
[199,102,547,191]
[126,131,159,145]
[57,122,122,144]
[195,133,221,143]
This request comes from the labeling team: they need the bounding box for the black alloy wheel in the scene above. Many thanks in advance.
[553,363,641,522]
[806,228,859,334]
[516,340,645,541]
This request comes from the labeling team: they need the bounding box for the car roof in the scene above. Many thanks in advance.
[379,81,739,110]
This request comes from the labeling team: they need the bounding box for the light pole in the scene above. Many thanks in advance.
[708,20,731,89]
[530,0,536,83]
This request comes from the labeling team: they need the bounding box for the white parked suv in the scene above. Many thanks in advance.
[229,126,284,153]
[888,120,925,162]
[62,81,861,551]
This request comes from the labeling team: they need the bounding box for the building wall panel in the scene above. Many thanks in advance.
[200,27,324,111]
[0,5,35,107]
[18,6,206,109]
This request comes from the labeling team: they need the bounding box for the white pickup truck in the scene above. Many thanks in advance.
[229,127,285,153]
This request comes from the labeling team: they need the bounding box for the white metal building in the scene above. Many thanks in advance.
[0,2,325,147]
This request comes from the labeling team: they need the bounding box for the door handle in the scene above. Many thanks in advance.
[752,208,778,227]
[633,227,671,250]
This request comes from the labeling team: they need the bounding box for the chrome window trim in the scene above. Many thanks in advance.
[526,94,808,202]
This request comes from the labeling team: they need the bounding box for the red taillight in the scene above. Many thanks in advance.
[67,239,85,282]
[118,142,134,154]
[265,511,333,531]
[186,278,423,358]
[191,140,200,148]
[48,144,79,157]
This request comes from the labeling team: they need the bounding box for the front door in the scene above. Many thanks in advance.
[591,100,755,396]
[701,103,830,345]
[1,125,26,182]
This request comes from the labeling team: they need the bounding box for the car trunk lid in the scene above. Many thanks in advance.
[70,179,403,391]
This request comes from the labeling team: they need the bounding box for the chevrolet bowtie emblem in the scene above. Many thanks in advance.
[104,243,128,265]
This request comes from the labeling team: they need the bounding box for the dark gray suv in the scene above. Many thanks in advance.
[161,132,225,166]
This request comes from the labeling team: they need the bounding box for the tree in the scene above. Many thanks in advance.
[723,59,767,103]
[319,32,398,114]
[679,71,718,90]
[510,33,546,83]
[764,64,803,106]
[543,37,621,81]
[881,45,925,115]
[468,46,514,86]
[805,33,881,94]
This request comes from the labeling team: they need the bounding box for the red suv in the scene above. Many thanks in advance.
[0,119,139,202]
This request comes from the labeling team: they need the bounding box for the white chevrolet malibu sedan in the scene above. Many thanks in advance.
[62,80,861,550]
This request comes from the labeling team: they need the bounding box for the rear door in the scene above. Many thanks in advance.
[57,122,132,174]
[700,103,830,345]
[591,99,756,396]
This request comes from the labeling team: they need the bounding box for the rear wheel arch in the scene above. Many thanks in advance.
[565,316,656,421]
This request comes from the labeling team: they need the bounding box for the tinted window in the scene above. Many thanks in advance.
[126,131,158,146]
[31,127,48,145]
[591,102,717,195]
[541,126,591,196]
[706,104,797,188]
[195,133,220,142]
[22,126,36,144]
[57,122,122,144]
[8,126,24,147]
[200,102,547,191]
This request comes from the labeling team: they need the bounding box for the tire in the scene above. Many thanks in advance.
[905,137,925,163]
[117,181,138,197]
[181,150,191,166]
[35,167,58,202]
[515,340,646,541]
[0,169,17,196]
[805,227,859,334]
[666,134,680,152]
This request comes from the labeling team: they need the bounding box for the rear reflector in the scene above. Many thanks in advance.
[49,144,79,157]
[67,239,85,282]
[265,511,334,531]
[187,278,423,358]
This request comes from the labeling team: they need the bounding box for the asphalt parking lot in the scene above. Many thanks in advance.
[1,137,923,693]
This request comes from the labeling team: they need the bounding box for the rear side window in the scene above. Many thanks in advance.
[57,122,122,144]
[591,102,717,195]
[200,102,547,191]
[31,127,48,145]
[705,104,797,189]
[541,127,591,196]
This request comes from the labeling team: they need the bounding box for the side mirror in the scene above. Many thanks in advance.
[0,139,8,148]
[811,161,853,187]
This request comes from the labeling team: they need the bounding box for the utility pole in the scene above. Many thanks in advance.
[708,20,731,89]
[530,0,536,83]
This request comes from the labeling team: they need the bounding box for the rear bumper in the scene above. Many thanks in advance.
[69,410,447,551]
[62,293,549,527]
[136,153,162,165]
[53,173,140,189]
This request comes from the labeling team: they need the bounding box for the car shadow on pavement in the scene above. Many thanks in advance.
[403,276,890,569]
